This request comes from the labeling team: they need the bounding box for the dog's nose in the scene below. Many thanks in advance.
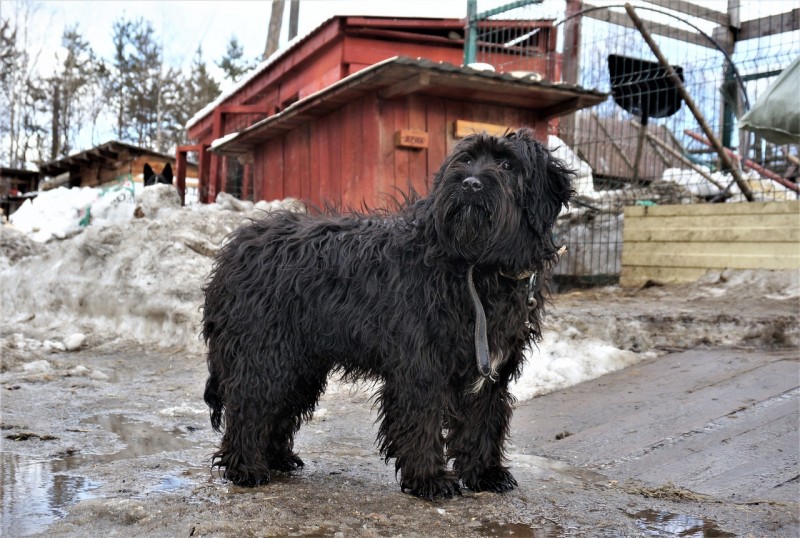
[462,177,483,192]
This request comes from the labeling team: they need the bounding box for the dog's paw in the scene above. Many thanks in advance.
[224,469,271,487]
[462,467,517,493]
[401,474,462,501]
[269,453,305,472]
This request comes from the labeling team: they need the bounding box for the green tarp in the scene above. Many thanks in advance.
[738,55,800,145]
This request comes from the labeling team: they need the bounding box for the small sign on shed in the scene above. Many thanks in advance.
[395,130,428,149]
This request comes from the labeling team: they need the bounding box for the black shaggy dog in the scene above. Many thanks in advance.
[202,128,573,500]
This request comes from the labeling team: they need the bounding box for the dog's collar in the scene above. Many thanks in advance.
[499,269,535,280]
[499,269,539,310]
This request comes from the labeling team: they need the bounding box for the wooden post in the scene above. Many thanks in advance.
[175,147,188,206]
[560,0,582,146]
[198,144,211,204]
[208,109,223,203]
[242,162,252,201]
[624,3,754,202]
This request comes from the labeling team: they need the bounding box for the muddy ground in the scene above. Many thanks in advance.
[1,274,798,537]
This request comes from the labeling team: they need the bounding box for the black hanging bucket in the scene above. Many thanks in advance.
[607,54,684,181]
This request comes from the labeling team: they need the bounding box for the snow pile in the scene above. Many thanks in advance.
[548,135,594,199]
[689,268,800,302]
[2,187,303,354]
[513,328,653,401]
[662,167,797,202]
[10,182,138,243]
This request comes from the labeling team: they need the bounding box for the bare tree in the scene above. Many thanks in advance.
[264,0,285,59]
[0,2,48,168]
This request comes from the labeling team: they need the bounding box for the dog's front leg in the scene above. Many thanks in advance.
[376,376,460,500]
[448,371,517,493]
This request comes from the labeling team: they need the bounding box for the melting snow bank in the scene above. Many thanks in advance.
[1,188,303,357]
[514,330,654,401]
[2,188,797,401]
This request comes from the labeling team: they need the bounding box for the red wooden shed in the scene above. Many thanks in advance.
[183,16,605,207]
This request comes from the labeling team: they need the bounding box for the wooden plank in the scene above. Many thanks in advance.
[328,109,343,208]
[644,0,728,25]
[310,121,322,207]
[361,95,381,208]
[620,265,710,287]
[621,242,799,270]
[407,94,429,197]
[454,119,512,139]
[392,98,410,201]
[625,212,798,232]
[738,8,799,41]
[261,140,285,201]
[625,226,799,244]
[583,4,723,49]
[426,96,447,188]
[624,200,800,218]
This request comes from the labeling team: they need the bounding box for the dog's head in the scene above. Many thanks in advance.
[429,128,574,271]
[143,163,174,187]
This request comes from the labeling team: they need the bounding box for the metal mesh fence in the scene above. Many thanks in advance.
[473,0,799,285]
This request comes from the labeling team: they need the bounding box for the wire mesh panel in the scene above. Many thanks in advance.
[473,0,799,285]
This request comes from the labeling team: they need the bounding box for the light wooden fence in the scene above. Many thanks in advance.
[621,200,800,287]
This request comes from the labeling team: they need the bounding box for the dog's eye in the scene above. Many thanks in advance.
[500,160,513,171]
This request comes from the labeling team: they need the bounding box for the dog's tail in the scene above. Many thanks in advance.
[204,369,224,432]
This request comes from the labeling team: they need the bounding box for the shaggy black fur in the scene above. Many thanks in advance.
[202,128,574,499]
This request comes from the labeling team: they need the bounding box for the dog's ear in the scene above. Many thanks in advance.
[162,163,173,183]
[143,163,154,184]
[506,129,574,233]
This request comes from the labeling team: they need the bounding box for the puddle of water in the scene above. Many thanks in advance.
[0,453,100,537]
[475,521,564,537]
[509,453,607,485]
[629,509,735,537]
[1,414,194,537]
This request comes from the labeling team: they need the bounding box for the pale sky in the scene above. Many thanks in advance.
[5,0,795,155]
[16,0,793,81]
[17,0,477,80]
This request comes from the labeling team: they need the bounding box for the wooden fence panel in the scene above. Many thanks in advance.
[621,201,800,286]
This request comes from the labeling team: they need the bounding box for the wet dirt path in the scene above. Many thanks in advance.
[1,345,797,537]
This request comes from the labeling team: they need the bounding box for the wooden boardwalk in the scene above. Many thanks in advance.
[514,348,800,504]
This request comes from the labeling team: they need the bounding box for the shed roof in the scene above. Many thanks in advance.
[38,141,179,177]
[0,167,39,180]
[186,16,471,131]
[211,56,607,156]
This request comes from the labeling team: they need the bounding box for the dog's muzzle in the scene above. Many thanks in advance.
[462,177,483,193]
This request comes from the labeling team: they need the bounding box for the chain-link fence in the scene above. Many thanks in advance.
[470,0,799,285]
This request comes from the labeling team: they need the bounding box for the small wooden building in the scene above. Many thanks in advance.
[212,56,605,207]
[186,16,605,207]
[38,141,198,191]
[0,167,40,217]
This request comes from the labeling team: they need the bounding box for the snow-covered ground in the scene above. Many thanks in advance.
[1,185,796,402]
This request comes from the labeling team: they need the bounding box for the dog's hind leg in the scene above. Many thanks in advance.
[376,376,461,500]
[448,374,517,493]
[215,354,328,484]
[261,365,329,472]
[213,397,274,487]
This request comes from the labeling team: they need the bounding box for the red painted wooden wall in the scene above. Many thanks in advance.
[252,93,543,209]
